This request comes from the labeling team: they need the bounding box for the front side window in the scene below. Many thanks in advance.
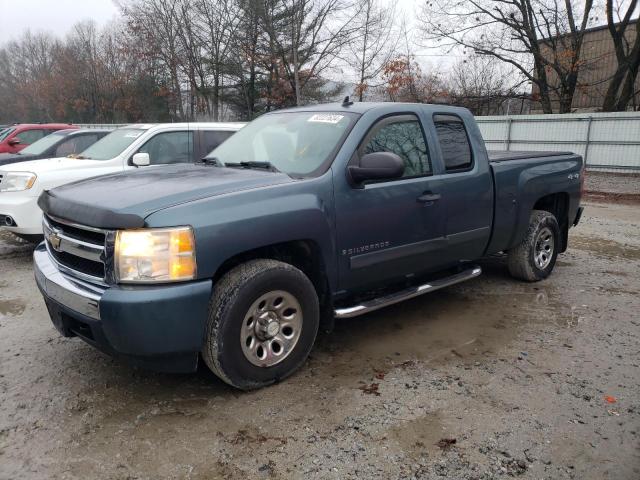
[15,129,47,145]
[55,134,100,157]
[79,128,146,160]
[66,134,100,156]
[137,131,193,165]
[434,114,473,172]
[363,116,431,178]
[207,112,358,177]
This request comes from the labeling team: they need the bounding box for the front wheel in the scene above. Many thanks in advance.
[202,259,319,390]
[507,210,560,282]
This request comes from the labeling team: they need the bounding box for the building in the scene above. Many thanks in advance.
[532,20,639,113]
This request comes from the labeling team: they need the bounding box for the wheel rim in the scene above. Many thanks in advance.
[534,226,554,269]
[240,290,303,367]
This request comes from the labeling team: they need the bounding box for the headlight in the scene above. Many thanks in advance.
[0,172,37,192]
[115,227,196,283]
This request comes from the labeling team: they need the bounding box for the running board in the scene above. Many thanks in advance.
[334,266,482,319]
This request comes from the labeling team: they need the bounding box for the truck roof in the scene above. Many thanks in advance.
[274,101,471,116]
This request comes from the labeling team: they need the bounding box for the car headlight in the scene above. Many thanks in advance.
[115,227,197,283]
[0,172,37,192]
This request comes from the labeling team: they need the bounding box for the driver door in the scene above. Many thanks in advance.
[334,114,447,291]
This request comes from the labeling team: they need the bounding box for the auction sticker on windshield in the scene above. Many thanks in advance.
[307,114,344,124]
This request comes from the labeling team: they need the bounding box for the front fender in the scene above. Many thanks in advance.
[144,173,338,291]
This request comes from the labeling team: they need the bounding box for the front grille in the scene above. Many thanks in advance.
[49,249,105,278]
[43,214,108,283]
[46,215,105,245]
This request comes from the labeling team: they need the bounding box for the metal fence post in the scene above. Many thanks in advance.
[504,117,513,151]
[583,116,593,167]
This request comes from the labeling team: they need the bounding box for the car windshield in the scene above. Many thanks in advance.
[78,128,145,160]
[20,132,66,155]
[0,128,15,142]
[206,111,358,176]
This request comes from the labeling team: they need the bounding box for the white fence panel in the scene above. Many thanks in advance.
[477,112,640,173]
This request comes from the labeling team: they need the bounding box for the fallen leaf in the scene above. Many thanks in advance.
[436,438,457,450]
[359,383,380,396]
[604,395,617,404]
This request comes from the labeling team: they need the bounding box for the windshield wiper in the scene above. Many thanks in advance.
[202,156,220,165]
[224,161,280,173]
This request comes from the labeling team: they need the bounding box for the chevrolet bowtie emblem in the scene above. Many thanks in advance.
[48,230,62,251]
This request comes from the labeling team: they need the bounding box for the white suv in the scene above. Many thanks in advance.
[0,122,244,238]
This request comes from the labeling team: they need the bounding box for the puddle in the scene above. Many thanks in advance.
[0,299,26,316]
[569,235,640,261]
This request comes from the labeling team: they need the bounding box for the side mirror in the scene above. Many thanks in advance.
[348,152,405,186]
[8,138,20,146]
[132,152,150,167]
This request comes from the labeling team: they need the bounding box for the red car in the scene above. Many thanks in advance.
[0,123,78,154]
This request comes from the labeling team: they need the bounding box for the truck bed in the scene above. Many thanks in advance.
[488,150,573,162]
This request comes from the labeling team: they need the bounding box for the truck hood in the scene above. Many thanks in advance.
[0,156,108,173]
[0,152,37,167]
[39,164,295,229]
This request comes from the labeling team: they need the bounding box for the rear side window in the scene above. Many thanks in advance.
[433,114,472,172]
[200,130,234,156]
[362,115,431,178]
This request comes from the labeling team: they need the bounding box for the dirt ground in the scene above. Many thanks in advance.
[586,172,640,196]
[0,201,639,480]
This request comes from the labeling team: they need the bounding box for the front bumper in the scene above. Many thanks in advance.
[0,191,43,235]
[34,244,212,372]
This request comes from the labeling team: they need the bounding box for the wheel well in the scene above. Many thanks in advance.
[213,239,330,304]
[533,193,569,252]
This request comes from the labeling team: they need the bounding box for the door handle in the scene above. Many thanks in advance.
[417,192,441,204]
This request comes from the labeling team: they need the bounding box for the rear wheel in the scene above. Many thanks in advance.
[507,210,560,282]
[202,259,319,390]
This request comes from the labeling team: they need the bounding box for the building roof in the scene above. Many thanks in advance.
[538,18,638,43]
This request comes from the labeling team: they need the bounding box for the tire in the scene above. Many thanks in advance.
[507,210,560,282]
[202,259,319,390]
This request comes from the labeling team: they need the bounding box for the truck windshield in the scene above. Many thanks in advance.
[78,128,145,160]
[206,111,358,176]
[21,132,66,155]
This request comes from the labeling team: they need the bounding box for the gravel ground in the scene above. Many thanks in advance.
[586,172,640,196]
[0,201,639,480]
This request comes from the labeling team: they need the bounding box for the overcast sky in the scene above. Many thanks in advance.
[0,0,424,46]
[0,0,119,44]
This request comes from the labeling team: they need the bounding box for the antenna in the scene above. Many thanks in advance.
[342,96,354,107]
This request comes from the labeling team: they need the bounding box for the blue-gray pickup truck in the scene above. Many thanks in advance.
[34,102,584,389]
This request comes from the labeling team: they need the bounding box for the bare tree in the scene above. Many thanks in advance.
[419,0,595,113]
[118,0,187,119]
[264,0,362,106]
[191,0,240,120]
[344,0,398,101]
[602,0,640,111]
[449,55,528,115]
